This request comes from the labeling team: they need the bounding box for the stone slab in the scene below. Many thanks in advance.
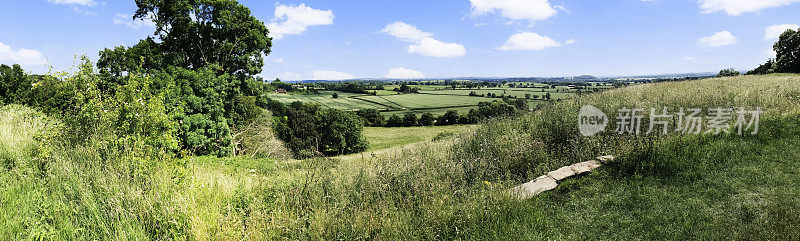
[596,155,615,164]
[546,166,577,181]
[569,160,603,174]
[511,175,558,199]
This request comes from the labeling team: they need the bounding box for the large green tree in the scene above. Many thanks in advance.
[773,28,800,73]
[99,0,272,77]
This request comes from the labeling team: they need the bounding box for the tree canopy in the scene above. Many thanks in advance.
[100,0,272,77]
[749,28,800,74]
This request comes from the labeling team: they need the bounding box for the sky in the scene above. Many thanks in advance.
[1,0,799,80]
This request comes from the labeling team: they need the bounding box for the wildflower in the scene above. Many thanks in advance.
[483,181,491,186]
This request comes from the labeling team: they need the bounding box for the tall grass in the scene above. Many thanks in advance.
[454,74,800,182]
[3,74,800,240]
[0,105,189,239]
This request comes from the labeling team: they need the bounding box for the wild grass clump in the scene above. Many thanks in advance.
[0,105,191,239]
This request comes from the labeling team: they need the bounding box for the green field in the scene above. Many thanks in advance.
[268,91,385,110]
[360,125,479,151]
[269,86,569,116]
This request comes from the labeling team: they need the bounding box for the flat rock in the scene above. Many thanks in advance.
[546,166,577,181]
[511,175,558,199]
[569,160,603,174]
[596,155,615,164]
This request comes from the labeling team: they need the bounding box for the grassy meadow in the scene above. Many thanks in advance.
[360,124,479,151]
[3,74,800,239]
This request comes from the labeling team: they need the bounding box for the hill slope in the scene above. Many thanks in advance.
[2,74,799,240]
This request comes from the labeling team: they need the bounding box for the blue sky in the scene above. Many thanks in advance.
[1,0,799,80]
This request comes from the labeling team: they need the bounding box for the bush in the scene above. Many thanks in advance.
[273,102,368,157]
[436,110,460,126]
[419,113,435,126]
[386,114,403,127]
[717,68,740,77]
[355,108,384,127]
[403,113,418,127]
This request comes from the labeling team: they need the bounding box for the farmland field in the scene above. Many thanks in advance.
[268,91,385,110]
[267,84,590,116]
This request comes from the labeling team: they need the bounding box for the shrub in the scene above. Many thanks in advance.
[403,113,418,127]
[355,108,384,127]
[386,114,403,127]
[717,68,740,77]
[419,113,435,126]
[436,110,460,126]
[273,102,368,157]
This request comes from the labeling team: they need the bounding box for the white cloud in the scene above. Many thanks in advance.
[408,38,467,57]
[73,7,97,16]
[697,31,738,48]
[267,4,333,40]
[498,32,567,51]
[273,58,285,63]
[312,70,354,80]
[697,0,800,16]
[113,14,156,29]
[765,24,799,40]
[385,68,425,79]
[381,22,432,42]
[684,56,697,61]
[48,0,96,6]
[470,0,557,21]
[382,22,466,58]
[0,42,48,66]
[565,39,576,44]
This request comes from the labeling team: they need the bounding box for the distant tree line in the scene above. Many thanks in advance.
[354,98,528,127]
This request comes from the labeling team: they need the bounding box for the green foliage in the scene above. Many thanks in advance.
[394,83,419,94]
[157,67,234,156]
[318,109,369,155]
[746,59,775,75]
[322,82,369,94]
[419,112,435,126]
[752,28,800,74]
[273,102,368,157]
[102,0,273,76]
[355,108,384,127]
[436,110,460,126]
[716,68,740,77]
[402,113,418,127]
[773,28,800,73]
[0,64,32,105]
[386,114,403,127]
